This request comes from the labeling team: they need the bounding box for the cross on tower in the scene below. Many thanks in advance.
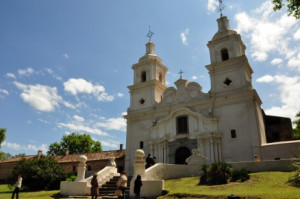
[178,70,184,79]
[218,0,226,17]
[147,26,154,41]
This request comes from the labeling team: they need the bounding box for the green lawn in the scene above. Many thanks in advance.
[160,172,300,199]
[0,185,60,199]
[1,172,299,199]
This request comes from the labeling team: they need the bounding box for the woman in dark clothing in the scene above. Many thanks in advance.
[91,173,99,199]
[134,175,143,199]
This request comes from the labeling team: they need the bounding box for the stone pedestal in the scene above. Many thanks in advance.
[75,155,87,182]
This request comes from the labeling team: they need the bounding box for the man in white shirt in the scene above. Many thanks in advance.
[11,174,22,199]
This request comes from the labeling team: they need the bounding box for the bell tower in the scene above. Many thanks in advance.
[206,16,253,94]
[128,40,168,111]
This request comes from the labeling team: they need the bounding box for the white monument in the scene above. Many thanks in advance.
[60,155,90,196]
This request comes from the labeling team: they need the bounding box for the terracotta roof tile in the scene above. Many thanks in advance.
[0,150,125,164]
[54,150,125,163]
[0,155,36,163]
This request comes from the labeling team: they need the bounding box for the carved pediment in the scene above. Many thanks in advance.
[161,79,208,105]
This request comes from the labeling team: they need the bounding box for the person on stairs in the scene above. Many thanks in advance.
[117,171,127,199]
[91,173,99,199]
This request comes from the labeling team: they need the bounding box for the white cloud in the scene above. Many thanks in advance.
[287,52,300,71]
[13,81,74,112]
[6,73,16,79]
[117,93,124,97]
[63,53,70,59]
[271,58,283,65]
[256,75,274,83]
[97,117,126,132]
[235,1,299,64]
[46,68,63,81]
[256,75,300,121]
[207,0,218,12]
[58,122,108,136]
[2,141,47,152]
[73,115,85,122]
[18,67,35,76]
[180,28,189,46]
[192,76,198,80]
[64,78,114,102]
[293,28,300,40]
[100,139,120,149]
[0,89,9,95]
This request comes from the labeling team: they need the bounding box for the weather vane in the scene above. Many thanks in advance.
[218,0,226,17]
[178,70,184,79]
[147,25,154,41]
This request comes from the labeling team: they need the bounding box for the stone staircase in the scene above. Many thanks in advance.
[99,175,132,199]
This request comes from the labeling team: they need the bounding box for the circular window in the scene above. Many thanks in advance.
[139,98,145,105]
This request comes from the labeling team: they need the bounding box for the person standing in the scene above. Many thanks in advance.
[116,171,127,199]
[91,173,99,199]
[11,174,22,199]
[134,175,142,199]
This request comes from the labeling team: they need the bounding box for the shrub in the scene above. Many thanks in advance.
[199,162,232,185]
[289,149,300,186]
[7,156,65,191]
[231,168,250,182]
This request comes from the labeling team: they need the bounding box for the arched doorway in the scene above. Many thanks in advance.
[175,147,191,164]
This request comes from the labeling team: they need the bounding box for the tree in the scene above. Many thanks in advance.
[7,156,65,191]
[293,112,300,139]
[0,151,12,161]
[0,128,6,147]
[273,0,300,19]
[47,132,102,156]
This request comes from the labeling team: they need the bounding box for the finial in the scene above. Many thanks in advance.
[178,70,184,79]
[147,25,154,42]
[218,0,226,17]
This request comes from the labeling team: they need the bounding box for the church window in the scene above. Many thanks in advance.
[231,129,236,138]
[140,141,144,149]
[141,71,146,82]
[88,165,92,171]
[139,98,145,105]
[221,48,229,61]
[176,115,189,134]
[223,78,232,86]
[159,73,162,83]
[72,165,76,172]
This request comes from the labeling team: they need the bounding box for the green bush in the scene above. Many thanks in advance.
[66,174,77,181]
[199,162,232,185]
[7,156,65,191]
[231,168,250,182]
[289,149,300,186]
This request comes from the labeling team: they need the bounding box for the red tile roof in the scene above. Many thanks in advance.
[0,150,125,164]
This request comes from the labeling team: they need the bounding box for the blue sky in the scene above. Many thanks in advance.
[0,0,299,155]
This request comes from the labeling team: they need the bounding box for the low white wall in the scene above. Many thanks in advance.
[60,181,89,196]
[144,163,199,180]
[261,141,300,160]
[229,159,294,172]
[130,179,164,198]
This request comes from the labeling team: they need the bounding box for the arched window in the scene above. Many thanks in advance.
[141,71,146,82]
[221,48,229,61]
[159,73,162,83]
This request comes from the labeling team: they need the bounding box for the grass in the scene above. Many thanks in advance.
[159,172,300,199]
[1,172,299,198]
[0,185,60,199]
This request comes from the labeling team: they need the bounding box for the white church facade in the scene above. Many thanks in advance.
[124,16,300,175]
